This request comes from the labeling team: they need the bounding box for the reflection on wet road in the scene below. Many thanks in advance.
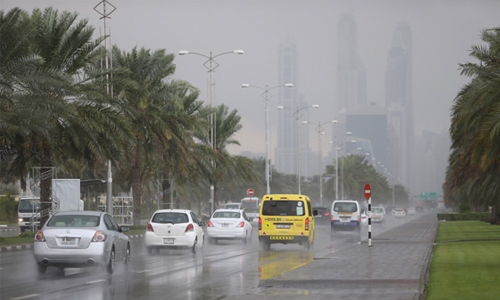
[0,215,412,299]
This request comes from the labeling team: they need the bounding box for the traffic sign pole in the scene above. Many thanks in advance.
[364,184,372,247]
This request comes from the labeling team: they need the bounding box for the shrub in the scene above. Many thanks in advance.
[0,195,17,223]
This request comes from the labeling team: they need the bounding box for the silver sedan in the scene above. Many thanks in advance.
[33,210,130,275]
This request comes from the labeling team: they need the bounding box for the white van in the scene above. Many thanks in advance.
[330,200,361,232]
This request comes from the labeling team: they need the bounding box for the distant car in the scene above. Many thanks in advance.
[407,207,416,215]
[206,209,253,244]
[145,209,205,254]
[371,206,386,222]
[392,207,407,218]
[313,206,330,224]
[33,210,130,275]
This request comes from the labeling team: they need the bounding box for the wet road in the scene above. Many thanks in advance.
[0,215,415,300]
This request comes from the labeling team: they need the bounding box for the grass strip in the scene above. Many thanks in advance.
[426,221,500,300]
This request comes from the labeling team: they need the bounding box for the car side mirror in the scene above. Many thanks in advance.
[313,209,318,216]
[199,221,206,227]
[120,226,129,233]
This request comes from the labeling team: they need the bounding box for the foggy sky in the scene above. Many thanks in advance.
[3,0,499,157]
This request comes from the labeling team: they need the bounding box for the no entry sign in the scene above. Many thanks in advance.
[364,184,371,200]
[247,188,254,197]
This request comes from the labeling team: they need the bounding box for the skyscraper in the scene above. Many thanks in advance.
[385,21,414,191]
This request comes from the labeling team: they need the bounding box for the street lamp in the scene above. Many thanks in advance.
[277,104,319,194]
[241,83,293,194]
[302,120,336,206]
[179,49,244,214]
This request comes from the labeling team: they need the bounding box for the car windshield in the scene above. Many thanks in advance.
[373,208,384,213]
[333,202,358,213]
[47,215,100,227]
[152,212,188,224]
[261,200,306,216]
[213,211,241,219]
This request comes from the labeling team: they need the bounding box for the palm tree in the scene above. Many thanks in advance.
[446,27,500,217]
[1,7,131,226]
[109,46,203,225]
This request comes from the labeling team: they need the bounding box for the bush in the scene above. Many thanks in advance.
[0,195,17,223]
[18,231,35,238]
[437,212,491,221]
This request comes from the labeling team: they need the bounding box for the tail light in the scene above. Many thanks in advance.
[207,221,214,227]
[305,217,309,231]
[237,221,245,228]
[258,217,262,230]
[185,223,194,232]
[147,223,154,232]
[34,230,45,242]
[92,230,107,242]
[324,211,330,217]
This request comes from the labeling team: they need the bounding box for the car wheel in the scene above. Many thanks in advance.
[37,263,47,274]
[124,244,131,265]
[242,232,248,244]
[147,246,153,254]
[107,248,115,274]
[191,239,197,254]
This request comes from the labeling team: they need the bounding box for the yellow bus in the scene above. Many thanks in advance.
[258,194,316,250]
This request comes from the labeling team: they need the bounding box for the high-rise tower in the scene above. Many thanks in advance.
[385,21,414,191]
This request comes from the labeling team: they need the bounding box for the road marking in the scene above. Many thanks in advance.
[12,294,40,300]
[87,279,106,284]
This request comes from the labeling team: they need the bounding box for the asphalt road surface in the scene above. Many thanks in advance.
[0,214,416,300]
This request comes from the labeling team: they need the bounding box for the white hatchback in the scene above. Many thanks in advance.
[145,209,205,254]
[207,209,253,244]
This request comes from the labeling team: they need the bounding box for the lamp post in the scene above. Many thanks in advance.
[302,120,336,206]
[241,83,293,194]
[277,104,319,194]
[179,49,244,214]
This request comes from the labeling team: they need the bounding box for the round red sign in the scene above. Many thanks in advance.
[247,188,254,197]
[364,183,371,200]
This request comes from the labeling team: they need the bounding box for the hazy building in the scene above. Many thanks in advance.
[385,21,414,192]
[337,13,367,114]
[274,41,313,179]
[345,105,388,172]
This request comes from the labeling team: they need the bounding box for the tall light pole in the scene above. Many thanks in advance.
[302,120,336,205]
[179,50,244,214]
[241,83,293,195]
[94,0,116,217]
[277,104,319,194]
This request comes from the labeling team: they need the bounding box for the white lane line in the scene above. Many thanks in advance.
[86,279,107,284]
[12,294,40,300]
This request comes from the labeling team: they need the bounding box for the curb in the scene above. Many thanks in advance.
[0,234,144,252]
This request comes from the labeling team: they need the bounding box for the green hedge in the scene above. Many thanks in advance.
[437,212,491,221]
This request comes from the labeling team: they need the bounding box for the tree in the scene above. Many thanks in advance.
[445,27,500,217]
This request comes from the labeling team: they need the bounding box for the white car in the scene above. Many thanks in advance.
[145,209,205,254]
[207,209,253,244]
[33,211,130,275]
[392,207,407,218]
[407,207,416,215]
[371,207,386,222]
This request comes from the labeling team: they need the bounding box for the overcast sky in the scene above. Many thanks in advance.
[3,0,499,156]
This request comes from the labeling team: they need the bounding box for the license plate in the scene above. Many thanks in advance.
[221,223,228,227]
[275,224,290,229]
[163,238,174,245]
[61,237,76,245]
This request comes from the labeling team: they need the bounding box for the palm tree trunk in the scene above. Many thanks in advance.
[40,141,53,228]
[131,161,142,226]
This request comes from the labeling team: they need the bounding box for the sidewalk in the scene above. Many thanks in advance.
[244,213,439,300]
